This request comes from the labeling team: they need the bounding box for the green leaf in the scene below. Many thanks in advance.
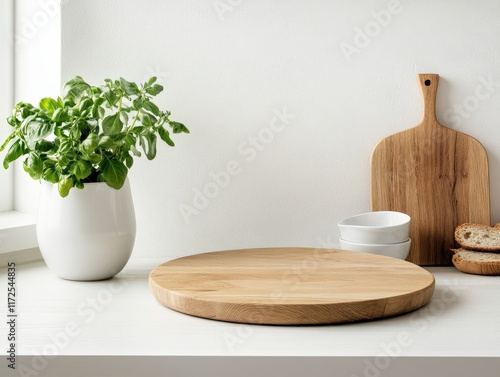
[71,160,92,180]
[42,164,59,184]
[145,84,163,96]
[93,96,105,106]
[23,152,43,179]
[110,132,126,144]
[78,97,93,113]
[3,140,24,169]
[158,127,175,147]
[130,144,141,157]
[98,135,114,148]
[58,175,74,197]
[62,76,91,103]
[20,114,36,133]
[26,120,55,149]
[141,114,153,128]
[71,106,81,117]
[51,108,69,122]
[0,132,15,152]
[170,121,190,134]
[124,134,135,145]
[84,153,102,164]
[119,111,129,126]
[132,99,143,110]
[39,98,60,115]
[6,115,18,128]
[124,153,134,169]
[28,152,43,174]
[58,139,73,154]
[98,107,106,118]
[101,158,128,189]
[81,133,99,154]
[139,133,157,160]
[142,100,160,116]
[20,107,33,119]
[91,86,103,95]
[64,150,77,161]
[23,160,36,179]
[69,126,81,141]
[36,140,55,153]
[54,127,63,138]
[147,77,157,86]
[90,105,99,119]
[120,77,140,96]
[104,90,118,107]
[58,155,70,168]
[131,126,146,135]
[102,114,123,135]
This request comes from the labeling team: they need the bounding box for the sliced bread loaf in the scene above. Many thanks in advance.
[451,248,500,275]
[454,223,500,251]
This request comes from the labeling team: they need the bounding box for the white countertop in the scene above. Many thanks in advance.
[1,259,499,377]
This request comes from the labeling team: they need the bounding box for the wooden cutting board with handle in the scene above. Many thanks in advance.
[150,247,435,325]
[371,74,490,266]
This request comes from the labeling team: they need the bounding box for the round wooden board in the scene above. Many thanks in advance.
[149,247,435,325]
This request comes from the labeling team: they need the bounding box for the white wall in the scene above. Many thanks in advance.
[54,0,500,258]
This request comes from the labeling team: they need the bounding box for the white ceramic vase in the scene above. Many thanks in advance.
[37,178,136,281]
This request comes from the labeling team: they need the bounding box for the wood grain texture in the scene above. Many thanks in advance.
[371,74,490,266]
[149,247,435,325]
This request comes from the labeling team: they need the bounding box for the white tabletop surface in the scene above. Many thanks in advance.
[1,258,499,376]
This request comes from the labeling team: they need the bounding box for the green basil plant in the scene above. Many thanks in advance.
[0,76,189,197]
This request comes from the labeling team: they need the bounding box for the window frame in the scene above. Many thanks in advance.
[0,0,40,266]
[0,0,14,211]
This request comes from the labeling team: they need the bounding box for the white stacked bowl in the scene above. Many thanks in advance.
[338,211,411,260]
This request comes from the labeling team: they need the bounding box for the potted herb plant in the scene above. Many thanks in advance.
[0,76,189,280]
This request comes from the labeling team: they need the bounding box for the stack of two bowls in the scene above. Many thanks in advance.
[338,211,411,260]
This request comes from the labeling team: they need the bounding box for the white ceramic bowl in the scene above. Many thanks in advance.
[338,211,410,244]
[339,238,411,260]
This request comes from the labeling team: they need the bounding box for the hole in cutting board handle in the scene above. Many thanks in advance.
[424,79,431,86]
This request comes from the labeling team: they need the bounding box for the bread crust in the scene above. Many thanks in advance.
[454,223,500,251]
[451,248,500,275]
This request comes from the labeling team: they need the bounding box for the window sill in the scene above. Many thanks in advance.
[0,210,41,267]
